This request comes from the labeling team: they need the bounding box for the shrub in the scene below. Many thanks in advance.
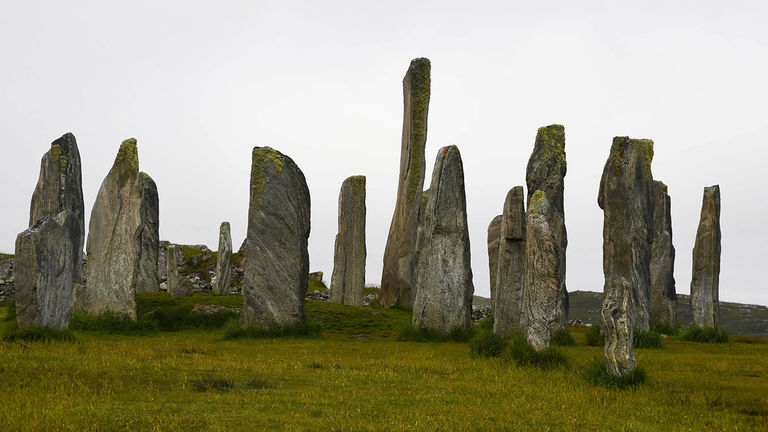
[397,324,473,343]
[504,333,567,369]
[222,319,322,340]
[551,329,576,346]
[2,326,76,342]
[469,329,506,358]
[582,358,646,389]
[585,325,603,346]
[633,330,664,349]
[677,326,731,344]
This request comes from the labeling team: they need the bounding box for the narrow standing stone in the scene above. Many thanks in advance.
[330,176,367,306]
[215,222,233,295]
[134,173,160,293]
[495,186,527,335]
[15,210,80,329]
[242,147,310,328]
[381,57,431,308]
[690,185,721,328]
[167,244,187,297]
[413,146,473,335]
[29,133,85,283]
[650,181,676,328]
[598,136,655,376]
[487,215,502,306]
[84,139,143,318]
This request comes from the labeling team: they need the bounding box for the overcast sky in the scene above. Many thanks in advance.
[2,1,766,305]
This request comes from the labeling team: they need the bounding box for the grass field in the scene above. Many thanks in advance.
[1,295,767,431]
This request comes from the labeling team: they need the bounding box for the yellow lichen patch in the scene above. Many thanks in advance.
[535,124,566,172]
[346,175,366,197]
[250,147,286,211]
[529,190,547,214]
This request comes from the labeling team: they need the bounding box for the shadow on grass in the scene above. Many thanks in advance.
[2,326,76,342]
[221,319,322,340]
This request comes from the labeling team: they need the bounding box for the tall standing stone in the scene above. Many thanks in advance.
[598,136,655,376]
[381,57,431,308]
[166,244,188,297]
[495,186,527,335]
[690,185,721,328]
[525,125,568,327]
[413,146,473,335]
[215,222,233,295]
[29,133,85,283]
[487,215,502,305]
[330,176,366,306]
[134,173,160,293]
[243,147,310,328]
[84,139,143,318]
[650,181,676,328]
[15,210,80,329]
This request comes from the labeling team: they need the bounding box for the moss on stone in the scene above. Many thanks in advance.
[250,147,285,211]
[113,139,139,184]
[535,124,566,172]
[657,181,668,194]
[529,190,546,214]
[610,137,653,177]
[635,139,654,177]
[49,144,68,173]
[404,58,431,204]
[346,175,366,197]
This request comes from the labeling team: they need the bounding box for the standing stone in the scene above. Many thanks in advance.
[242,147,311,328]
[84,139,143,318]
[487,215,502,305]
[495,186,527,335]
[381,57,431,308]
[598,136,655,375]
[15,210,79,329]
[523,191,567,350]
[29,133,85,283]
[650,181,676,328]
[413,146,473,335]
[690,185,721,328]
[330,176,367,306]
[525,125,568,326]
[215,222,233,295]
[166,244,188,297]
[134,173,160,293]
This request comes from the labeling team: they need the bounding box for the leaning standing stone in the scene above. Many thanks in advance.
[242,147,311,328]
[84,139,143,318]
[166,244,187,297]
[413,146,473,335]
[330,176,367,306]
[690,185,721,328]
[495,186,527,335]
[650,181,676,328]
[134,172,160,293]
[598,136,655,375]
[29,133,85,283]
[487,214,502,306]
[523,191,567,350]
[381,57,431,308]
[15,210,80,329]
[215,222,233,295]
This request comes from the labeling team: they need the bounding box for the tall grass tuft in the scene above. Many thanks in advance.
[677,326,731,344]
[469,329,506,358]
[69,311,158,334]
[582,358,647,389]
[551,329,576,346]
[3,326,76,342]
[504,333,567,369]
[222,319,322,339]
[633,330,664,349]
[585,325,603,346]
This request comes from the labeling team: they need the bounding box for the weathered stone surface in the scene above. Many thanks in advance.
[381,57,431,308]
[134,173,159,293]
[650,181,676,328]
[29,133,85,283]
[495,186,527,335]
[215,222,233,295]
[690,185,721,328]
[15,210,79,329]
[598,136,655,375]
[330,176,366,306]
[523,191,567,350]
[84,139,143,318]
[487,215,502,304]
[309,271,323,282]
[242,147,310,328]
[413,146,473,335]
[167,245,188,297]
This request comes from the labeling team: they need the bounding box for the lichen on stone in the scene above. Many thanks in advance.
[658,181,668,194]
[529,190,547,214]
[139,171,152,184]
[347,175,366,196]
[49,144,67,172]
[404,57,431,204]
[635,138,654,176]
[535,124,566,172]
[250,147,285,211]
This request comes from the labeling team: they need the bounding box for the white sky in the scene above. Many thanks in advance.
[1,1,766,305]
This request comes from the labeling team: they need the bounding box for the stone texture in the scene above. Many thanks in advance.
[215,222,233,295]
[598,136,655,375]
[487,215,502,304]
[84,139,143,318]
[413,146,473,335]
[134,173,159,293]
[29,133,85,283]
[15,210,79,329]
[242,147,311,328]
[167,244,188,297]
[523,191,567,350]
[330,176,366,306]
[495,186,527,335]
[650,181,676,328]
[690,185,721,328]
[381,57,431,308]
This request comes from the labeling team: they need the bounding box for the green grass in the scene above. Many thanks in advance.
[0,298,767,430]
[397,324,474,342]
[583,325,603,346]
[222,319,322,339]
[582,358,647,389]
[677,326,732,344]
[504,333,568,369]
[468,329,506,357]
[633,330,665,349]
[2,326,76,342]
[551,328,576,346]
